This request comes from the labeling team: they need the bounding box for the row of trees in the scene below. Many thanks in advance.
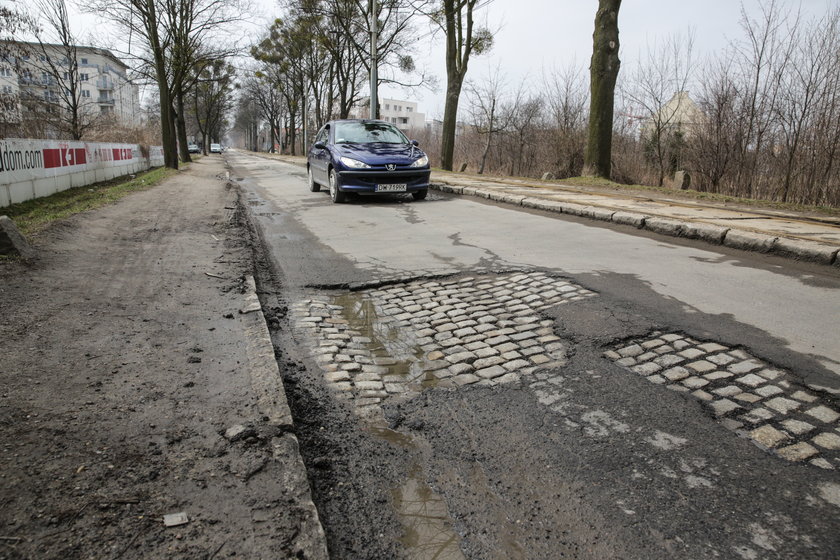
[415,2,840,207]
[1,0,239,166]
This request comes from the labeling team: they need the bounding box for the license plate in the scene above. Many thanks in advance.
[375,183,407,192]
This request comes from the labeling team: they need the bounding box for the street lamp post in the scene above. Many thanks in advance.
[369,0,378,119]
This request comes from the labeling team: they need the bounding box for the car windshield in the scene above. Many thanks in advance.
[334,122,408,145]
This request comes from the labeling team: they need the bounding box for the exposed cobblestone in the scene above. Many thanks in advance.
[293,272,594,417]
[606,332,840,468]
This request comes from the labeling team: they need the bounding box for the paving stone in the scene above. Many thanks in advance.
[355,372,384,382]
[504,359,532,371]
[734,392,762,404]
[355,380,385,391]
[325,371,351,383]
[510,331,537,342]
[446,351,478,364]
[728,359,764,374]
[683,377,709,389]
[530,354,551,365]
[648,375,667,384]
[496,372,521,384]
[765,397,802,414]
[654,345,675,355]
[476,365,507,379]
[749,425,789,448]
[654,354,684,367]
[708,353,736,366]
[780,419,816,435]
[691,389,714,401]
[520,347,543,357]
[735,374,766,387]
[454,327,478,338]
[728,349,751,360]
[662,367,690,381]
[776,442,819,462]
[359,389,388,399]
[755,385,784,398]
[641,339,666,350]
[704,371,734,381]
[721,419,744,431]
[497,342,520,353]
[698,342,728,353]
[686,360,716,374]
[384,383,404,393]
[805,405,840,423]
[667,384,690,393]
[713,385,742,397]
[449,363,475,376]
[340,362,362,372]
[810,458,835,470]
[709,399,741,416]
[661,334,683,342]
[757,368,784,380]
[616,357,636,367]
[332,381,354,392]
[790,390,818,403]
[617,344,644,358]
[474,356,504,369]
[427,350,445,361]
[633,362,662,376]
[636,352,657,362]
[811,432,840,450]
[740,408,775,424]
[501,351,522,361]
[678,348,705,360]
[474,347,499,359]
[487,335,511,346]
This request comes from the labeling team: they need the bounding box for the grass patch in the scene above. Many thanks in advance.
[3,166,178,237]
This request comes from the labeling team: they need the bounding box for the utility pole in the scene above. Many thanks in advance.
[369,0,378,119]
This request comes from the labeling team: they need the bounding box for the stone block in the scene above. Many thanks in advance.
[805,405,840,423]
[772,238,838,264]
[722,230,776,253]
[0,215,35,259]
[749,425,789,448]
[776,442,818,461]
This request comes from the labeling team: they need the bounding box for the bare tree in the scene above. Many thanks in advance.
[623,30,695,186]
[542,62,588,178]
[465,67,513,174]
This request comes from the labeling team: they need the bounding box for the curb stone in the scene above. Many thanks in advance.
[430,183,840,267]
[240,275,329,559]
[0,215,35,260]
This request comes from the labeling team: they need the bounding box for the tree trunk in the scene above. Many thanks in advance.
[441,83,462,171]
[175,89,191,163]
[583,0,621,179]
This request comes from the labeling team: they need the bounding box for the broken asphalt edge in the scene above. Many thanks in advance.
[239,274,330,559]
[430,183,840,268]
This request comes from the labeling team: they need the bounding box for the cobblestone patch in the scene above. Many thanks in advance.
[292,272,594,417]
[605,333,840,469]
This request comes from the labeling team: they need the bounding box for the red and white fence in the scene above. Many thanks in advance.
[0,138,165,208]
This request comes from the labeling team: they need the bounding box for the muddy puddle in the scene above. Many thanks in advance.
[367,426,466,560]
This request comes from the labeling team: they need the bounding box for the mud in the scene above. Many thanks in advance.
[0,159,316,559]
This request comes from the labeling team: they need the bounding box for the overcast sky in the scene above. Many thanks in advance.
[65,0,834,118]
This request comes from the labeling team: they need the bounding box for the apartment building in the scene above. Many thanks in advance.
[352,97,426,132]
[0,42,140,134]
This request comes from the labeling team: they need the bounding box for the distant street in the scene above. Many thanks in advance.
[229,150,840,559]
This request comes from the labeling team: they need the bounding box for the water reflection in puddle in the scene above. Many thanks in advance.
[367,426,465,560]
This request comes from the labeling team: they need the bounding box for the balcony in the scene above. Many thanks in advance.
[97,97,115,105]
[96,78,113,90]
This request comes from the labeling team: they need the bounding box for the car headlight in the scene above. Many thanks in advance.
[340,157,371,169]
[410,155,429,168]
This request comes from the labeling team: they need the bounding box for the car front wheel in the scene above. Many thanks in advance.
[329,169,346,203]
[412,189,428,201]
[308,167,320,192]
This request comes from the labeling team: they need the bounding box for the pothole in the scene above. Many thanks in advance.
[291,272,592,417]
[605,332,840,469]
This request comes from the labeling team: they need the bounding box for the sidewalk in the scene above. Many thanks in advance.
[261,152,840,267]
[0,157,328,559]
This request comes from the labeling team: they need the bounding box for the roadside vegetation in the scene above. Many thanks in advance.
[3,166,178,238]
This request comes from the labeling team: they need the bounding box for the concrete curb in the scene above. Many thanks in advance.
[432,183,840,267]
[240,275,329,559]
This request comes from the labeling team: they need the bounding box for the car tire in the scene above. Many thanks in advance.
[308,168,320,192]
[412,189,428,201]
[329,169,346,203]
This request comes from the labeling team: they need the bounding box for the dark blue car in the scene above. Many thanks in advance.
[307,119,431,203]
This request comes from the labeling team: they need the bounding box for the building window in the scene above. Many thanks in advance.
[0,67,11,77]
[80,73,89,81]
[81,89,90,98]
[81,58,88,64]
[407,107,412,112]
[385,104,389,110]
[1,85,12,94]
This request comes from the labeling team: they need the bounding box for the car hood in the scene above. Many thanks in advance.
[335,143,425,165]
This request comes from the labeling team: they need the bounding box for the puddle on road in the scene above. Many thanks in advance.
[393,464,466,560]
[332,292,429,384]
[366,425,466,560]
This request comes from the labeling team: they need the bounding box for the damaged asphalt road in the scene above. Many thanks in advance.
[230,149,840,559]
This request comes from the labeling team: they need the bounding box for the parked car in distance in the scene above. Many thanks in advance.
[307,119,431,203]
[210,143,222,153]
[187,143,200,153]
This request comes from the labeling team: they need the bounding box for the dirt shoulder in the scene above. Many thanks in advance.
[0,157,324,559]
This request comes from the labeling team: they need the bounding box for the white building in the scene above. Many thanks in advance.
[0,42,140,133]
[352,97,426,132]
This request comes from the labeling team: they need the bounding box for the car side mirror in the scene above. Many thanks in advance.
[411,140,419,147]
[314,142,326,150]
